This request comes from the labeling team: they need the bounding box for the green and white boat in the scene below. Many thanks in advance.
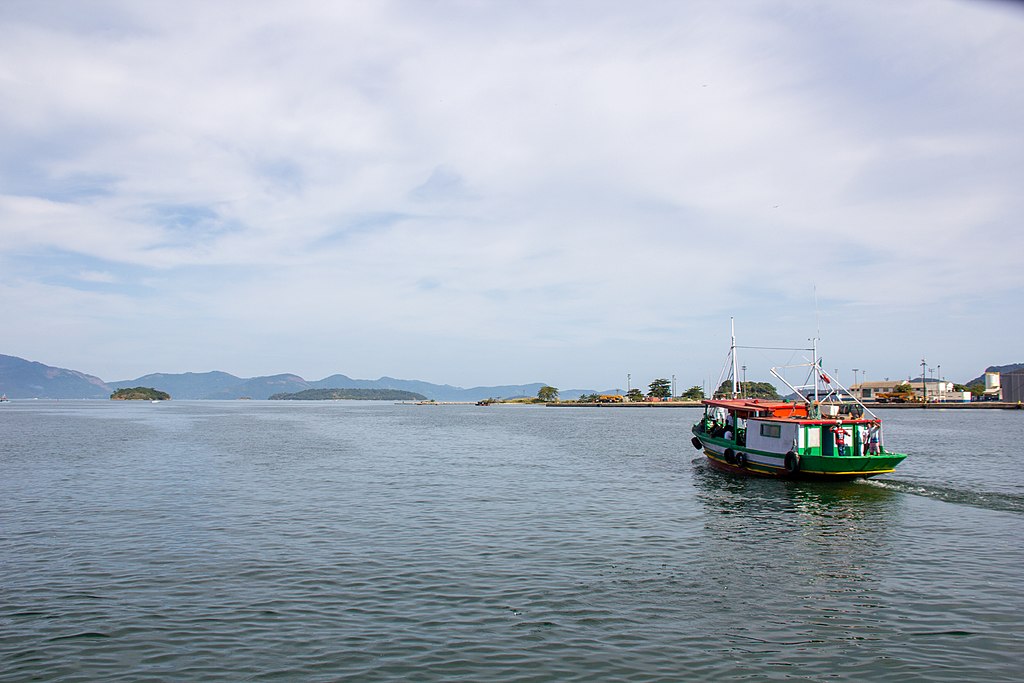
[691,324,907,480]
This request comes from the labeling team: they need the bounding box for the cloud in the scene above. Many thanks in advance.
[0,0,1022,386]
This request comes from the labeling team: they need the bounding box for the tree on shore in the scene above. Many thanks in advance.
[681,385,705,400]
[715,380,780,399]
[648,378,672,399]
[537,386,559,402]
[625,388,644,402]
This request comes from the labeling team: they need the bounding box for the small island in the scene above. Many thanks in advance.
[111,387,171,401]
[269,388,427,401]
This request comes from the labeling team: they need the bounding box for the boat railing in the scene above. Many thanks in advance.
[771,363,879,421]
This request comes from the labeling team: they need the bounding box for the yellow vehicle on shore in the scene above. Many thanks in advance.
[874,391,920,403]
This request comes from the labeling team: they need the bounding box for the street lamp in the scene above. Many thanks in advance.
[741,365,747,398]
[852,368,860,396]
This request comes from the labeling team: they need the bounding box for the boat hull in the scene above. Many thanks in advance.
[693,431,905,481]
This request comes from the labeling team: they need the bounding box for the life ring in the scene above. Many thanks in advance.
[735,452,748,468]
[784,451,800,474]
[724,448,736,464]
[691,436,703,450]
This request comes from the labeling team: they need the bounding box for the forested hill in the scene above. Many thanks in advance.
[964,363,1024,387]
[269,388,427,401]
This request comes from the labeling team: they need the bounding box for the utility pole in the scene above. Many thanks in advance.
[921,359,927,403]
[852,368,860,397]
[627,373,631,393]
[672,374,676,398]
[741,365,747,398]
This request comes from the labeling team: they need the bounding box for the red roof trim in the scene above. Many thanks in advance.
[701,398,875,423]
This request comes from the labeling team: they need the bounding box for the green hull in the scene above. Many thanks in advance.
[694,430,907,480]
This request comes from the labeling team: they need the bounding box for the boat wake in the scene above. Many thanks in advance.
[857,478,1024,515]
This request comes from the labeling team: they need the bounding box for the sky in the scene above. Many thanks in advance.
[1,0,1022,391]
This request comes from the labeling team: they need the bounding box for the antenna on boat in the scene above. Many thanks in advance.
[813,284,821,341]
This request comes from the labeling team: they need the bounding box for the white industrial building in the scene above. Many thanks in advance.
[851,377,967,403]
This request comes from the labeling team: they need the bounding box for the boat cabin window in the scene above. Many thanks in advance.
[760,424,781,438]
[805,427,821,449]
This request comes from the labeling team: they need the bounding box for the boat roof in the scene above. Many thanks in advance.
[701,398,877,424]
[702,398,804,417]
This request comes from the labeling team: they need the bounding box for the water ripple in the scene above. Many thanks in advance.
[1,402,1022,682]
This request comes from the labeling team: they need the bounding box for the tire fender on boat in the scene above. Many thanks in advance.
[784,451,800,474]
[724,448,736,464]
[735,452,748,468]
[691,436,703,450]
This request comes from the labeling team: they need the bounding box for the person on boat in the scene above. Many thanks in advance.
[867,425,881,455]
[831,424,847,456]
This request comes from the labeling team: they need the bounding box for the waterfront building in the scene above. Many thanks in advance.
[851,380,909,401]
[983,371,1003,400]
[1001,370,1024,403]
[851,378,965,403]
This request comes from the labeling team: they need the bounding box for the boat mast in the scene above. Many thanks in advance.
[731,317,739,399]
[811,336,819,403]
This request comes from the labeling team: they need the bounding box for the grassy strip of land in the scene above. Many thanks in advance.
[269,388,427,401]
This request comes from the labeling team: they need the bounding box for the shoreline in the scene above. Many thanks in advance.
[548,401,1023,410]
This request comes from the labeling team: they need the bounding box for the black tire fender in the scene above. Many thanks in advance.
[691,436,703,450]
[724,448,736,464]
[736,452,748,468]
[784,451,800,474]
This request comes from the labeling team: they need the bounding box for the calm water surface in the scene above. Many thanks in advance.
[2,402,1022,681]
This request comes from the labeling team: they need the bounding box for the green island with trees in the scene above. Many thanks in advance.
[269,388,427,401]
[111,387,171,401]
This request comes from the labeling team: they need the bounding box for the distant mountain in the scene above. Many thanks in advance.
[109,371,243,399]
[306,374,548,402]
[0,353,584,401]
[964,363,1024,387]
[0,354,111,398]
[204,374,312,400]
